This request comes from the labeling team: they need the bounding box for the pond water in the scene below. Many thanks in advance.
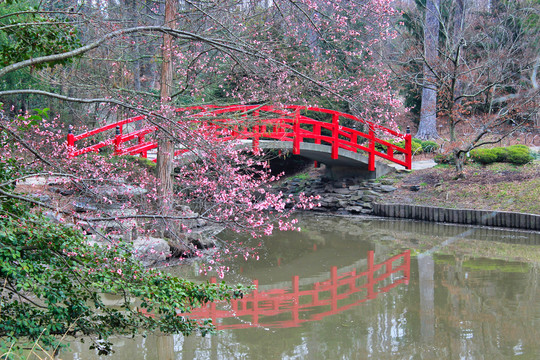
[64,216,540,360]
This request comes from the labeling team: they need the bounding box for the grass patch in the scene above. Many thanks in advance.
[291,172,311,180]
[381,161,540,214]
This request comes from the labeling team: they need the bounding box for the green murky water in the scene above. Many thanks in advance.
[63,216,540,359]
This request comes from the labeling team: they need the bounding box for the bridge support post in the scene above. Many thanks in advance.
[331,114,339,159]
[293,109,300,155]
[138,134,147,158]
[405,134,412,169]
[67,126,75,158]
[368,129,375,171]
[114,126,121,155]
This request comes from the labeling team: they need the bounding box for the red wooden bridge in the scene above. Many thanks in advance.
[67,105,412,173]
[179,250,410,330]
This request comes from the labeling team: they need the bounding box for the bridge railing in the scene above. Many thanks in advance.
[66,105,412,170]
[177,249,410,330]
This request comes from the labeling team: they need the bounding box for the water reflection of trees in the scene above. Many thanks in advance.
[64,217,540,359]
[181,218,540,359]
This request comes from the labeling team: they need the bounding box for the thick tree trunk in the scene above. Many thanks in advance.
[416,0,441,140]
[156,0,177,209]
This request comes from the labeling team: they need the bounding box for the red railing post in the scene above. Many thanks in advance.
[293,108,301,155]
[368,127,375,171]
[138,133,147,158]
[292,275,300,325]
[405,134,412,169]
[67,126,75,158]
[366,251,375,299]
[252,279,259,325]
[331,114,339,159]
[331,266,338,312]
[114,125,121,155]
[387,144,394,159]
[252,108,260,152]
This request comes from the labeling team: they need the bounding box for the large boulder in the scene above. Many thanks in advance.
[132,237,171,267]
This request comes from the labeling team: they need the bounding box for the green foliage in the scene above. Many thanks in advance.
[375,138,430,155]
[0,111,245,355]
[0,206,246,354]
[0,1,82,117]
[0,1,81,68]
[470,148,498,164]
[491,147,509,162]
[421,140,439,153]
[434,153,455,165]
[0,211,244,354]
[470,145,533,166]
[410,139,423,154]
[506,145,533,165]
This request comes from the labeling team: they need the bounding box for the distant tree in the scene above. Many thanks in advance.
[391,0,539,172]
[417,0,441,140]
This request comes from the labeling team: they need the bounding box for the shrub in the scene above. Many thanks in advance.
[421,140,439,153]
[491,147,508,162]
[508,144,529,151]
[506,145,533,165]
[375,140,391,152]
[409,139,423,154]
[470,148,498,164]
[470,145,533,166]
[376,138,424,155]
[434,153,455,164]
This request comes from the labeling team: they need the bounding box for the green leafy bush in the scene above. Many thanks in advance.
[470,148,498,164]
[410,139,423,154]
[375,139,395,152]
[376,137,441,156]
[434,153,455,164]
[491,147,508,162]
[470,145,533,165]
[507,145,533,165]
[421,140,439,153]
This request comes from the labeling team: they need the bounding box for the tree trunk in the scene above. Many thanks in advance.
[452,0,465,104]
[416,0,441,140]
[454,149,466,174]
[156,0,177,209]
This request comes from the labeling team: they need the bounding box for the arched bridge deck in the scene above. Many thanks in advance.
[67,105,412,177]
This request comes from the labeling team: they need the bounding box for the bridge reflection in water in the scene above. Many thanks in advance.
[180,250,410,330]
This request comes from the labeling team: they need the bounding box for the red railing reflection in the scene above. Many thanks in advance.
[181,250,410,330]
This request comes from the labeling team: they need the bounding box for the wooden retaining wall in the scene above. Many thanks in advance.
[372,203,540,231]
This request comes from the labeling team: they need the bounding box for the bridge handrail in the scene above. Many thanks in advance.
[66,105,412,170]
